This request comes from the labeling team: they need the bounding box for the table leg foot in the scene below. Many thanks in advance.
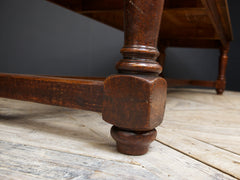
[103,0,166,155]
[111,126,157,155]
[216,88,224,95]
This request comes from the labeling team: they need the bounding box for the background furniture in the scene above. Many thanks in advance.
[49,0,233,94]
[0,0,233,155]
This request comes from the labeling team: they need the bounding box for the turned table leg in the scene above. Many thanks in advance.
[157,45,167,77]
[216,44,230,95]
[102,0,167,155]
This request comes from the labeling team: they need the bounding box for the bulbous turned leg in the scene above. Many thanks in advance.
[103,0,166,155]
[111,126,157,155]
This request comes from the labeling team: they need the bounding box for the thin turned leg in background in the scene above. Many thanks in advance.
[102,0,167,155]
[216,44,230,95]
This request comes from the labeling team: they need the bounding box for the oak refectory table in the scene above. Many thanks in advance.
[0,0,233,155]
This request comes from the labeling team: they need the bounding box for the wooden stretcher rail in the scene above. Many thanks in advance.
[44,75,105,81]
[0,73,104,112]
[167,78,216,88]
[49,76,217,88]
[45,76,217,89]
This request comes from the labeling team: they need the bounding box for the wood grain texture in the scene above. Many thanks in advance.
[158,88,240,179]
[101,0,167,155]
[0,89,239,179]
[45,0,233,94]
[103,75,167,131]
[0,140,162,180]
[164,88,240,155]
[0,0,234,161]
[0,73,104,112]
[156,127,240,179]
[201,0,226,46]
[215,0,233,41]
[44,0,233,95]
[116,0,165,75]
[102,75,167,155]
[47,0,233,48]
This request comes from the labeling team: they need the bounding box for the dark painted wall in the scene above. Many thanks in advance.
[0,0,239,91]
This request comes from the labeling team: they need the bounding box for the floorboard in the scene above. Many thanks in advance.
[0,88,239,179]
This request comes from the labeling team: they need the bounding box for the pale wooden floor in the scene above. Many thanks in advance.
[0,88,239,180]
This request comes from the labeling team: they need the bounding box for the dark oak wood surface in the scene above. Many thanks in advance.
[0,0,233,155]
[46,0,233,94]
[47,0,233,48]
[0,73,104,112]
[101,0,167,155]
